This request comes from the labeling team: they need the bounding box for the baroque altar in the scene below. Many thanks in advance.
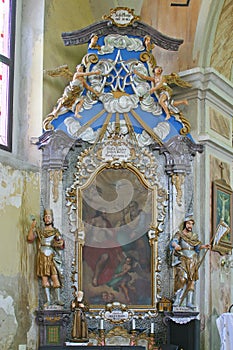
[34,7,204,349]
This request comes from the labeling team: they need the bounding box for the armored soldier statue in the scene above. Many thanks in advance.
[170,216,210,308]
[27,209,65,308]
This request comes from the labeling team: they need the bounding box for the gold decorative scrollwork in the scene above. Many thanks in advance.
[140,52,157,69]
[102,7,140,27]
[82,53,99,66]
[178,112,191,135]
[43,114,54,131]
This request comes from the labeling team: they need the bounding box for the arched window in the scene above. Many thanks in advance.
[0,0,16,151]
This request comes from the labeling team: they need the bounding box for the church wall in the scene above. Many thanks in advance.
[43,0,96,117]
[210,0,233,82]
[0,0,44,348]
[141,0,202,72]
[0,164,40,349]
[190,74,232,349]
[171,65,233,349]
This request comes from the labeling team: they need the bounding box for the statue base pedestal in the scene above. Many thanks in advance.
[36,309,71,349]
[163,311,200,350]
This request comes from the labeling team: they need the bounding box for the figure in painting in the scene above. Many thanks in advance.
[107,256,134,303]
[134,65,191,120]
[71,290,89,342]
[83,208,123,288]
[27,209,65,308]
[117,201,150,266]
[114,201,151,304]
[45,63,101,120]
[170,216,210,309]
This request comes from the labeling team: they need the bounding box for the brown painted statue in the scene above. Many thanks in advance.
[27,209,65,308]
[71,290,89,341]
[170,216,210,309]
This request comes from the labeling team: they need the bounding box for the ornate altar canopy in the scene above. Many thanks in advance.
[40,7,194,149]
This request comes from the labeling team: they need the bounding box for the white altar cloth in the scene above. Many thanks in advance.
[65,342,88,346]
[216,313,233,350]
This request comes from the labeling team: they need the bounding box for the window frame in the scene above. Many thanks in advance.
[0,0,16,152]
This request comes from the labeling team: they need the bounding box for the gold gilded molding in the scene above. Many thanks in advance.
[43,114,54,131]
[66,141,168,314]
[140,52,157,69]
[178,112,191,135]
[103,7,140,27]
[82,53,99,66]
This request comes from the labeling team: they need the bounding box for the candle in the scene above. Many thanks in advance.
[132,318,136,330]
[150,322,154,334]
[100,319,104,329]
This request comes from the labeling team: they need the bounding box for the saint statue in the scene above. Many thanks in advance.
[71,290,89,342]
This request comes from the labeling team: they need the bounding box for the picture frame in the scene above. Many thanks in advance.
[212,179,233,255]
[78,166,158,311]
[65,142,168,316]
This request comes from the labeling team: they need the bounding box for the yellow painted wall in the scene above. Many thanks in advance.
[43,0,96,116]
[0,163,40,349]
[0,164,40,274]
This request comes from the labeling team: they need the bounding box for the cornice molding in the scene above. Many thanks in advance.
[61,20,183,51]
[177,68,233,112]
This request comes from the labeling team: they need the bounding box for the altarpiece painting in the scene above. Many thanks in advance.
[80,167,153,307]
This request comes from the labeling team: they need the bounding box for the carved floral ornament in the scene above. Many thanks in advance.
[66,138,168,238]
[65,138,168,314]
[102,7,140,27]
[100,302,134,324]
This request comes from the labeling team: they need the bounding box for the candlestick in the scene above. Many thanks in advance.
[98,329,105,346]
[132,318,136,330]
[100,319,104,330]
[150,322,154,334]
[130,330,136,346]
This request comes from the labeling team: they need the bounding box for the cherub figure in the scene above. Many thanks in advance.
[134,65,191,120]
[46,64,101,119]
[89,33,100,51]
[143,35,155,52]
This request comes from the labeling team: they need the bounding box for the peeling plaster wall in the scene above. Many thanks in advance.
[0,0,44,348]
[0,163,41,349]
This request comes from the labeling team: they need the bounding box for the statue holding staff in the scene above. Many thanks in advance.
[27,209,65,308]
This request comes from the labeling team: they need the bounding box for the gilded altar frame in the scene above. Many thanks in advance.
[66,140,168,314]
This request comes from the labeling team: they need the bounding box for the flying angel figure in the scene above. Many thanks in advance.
[134,66,192,120]
[45,64,101,119]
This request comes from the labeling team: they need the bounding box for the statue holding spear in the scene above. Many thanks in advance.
[170,216,210,309]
